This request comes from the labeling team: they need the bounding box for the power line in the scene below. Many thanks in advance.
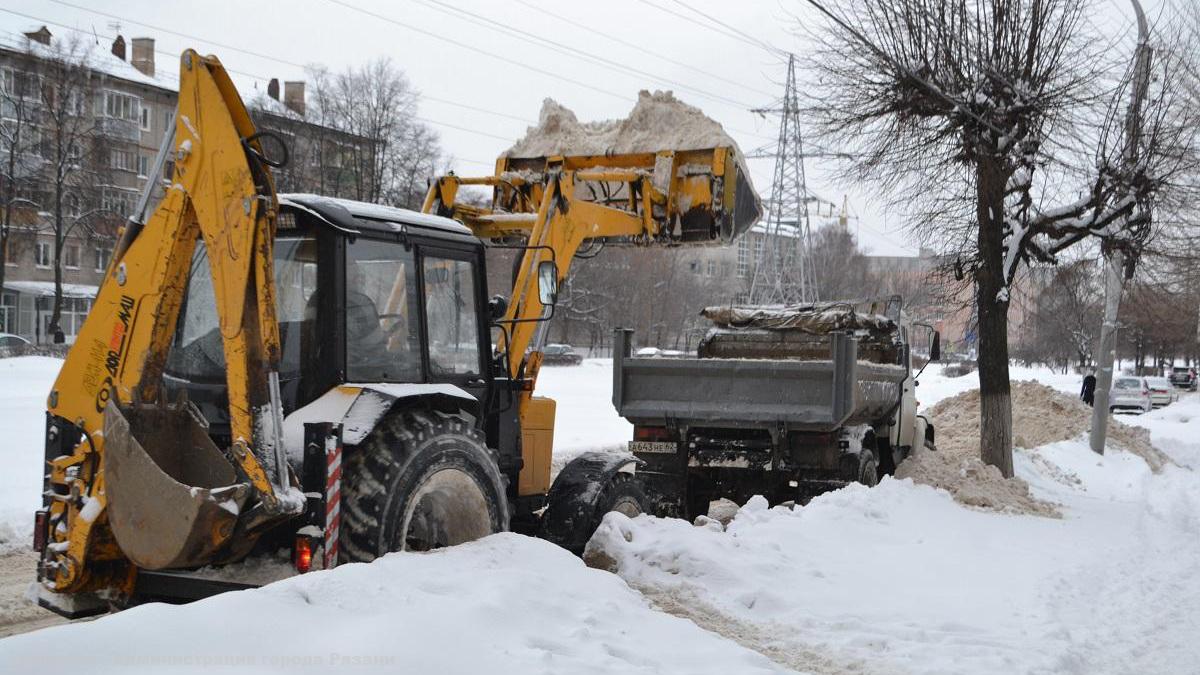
[665,0,788,56]
[409,0,757,110]
[321,0,628,101]
[637,0,783,55]
[512,0,775,98]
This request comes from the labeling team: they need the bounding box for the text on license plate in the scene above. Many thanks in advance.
[629,441,677,454]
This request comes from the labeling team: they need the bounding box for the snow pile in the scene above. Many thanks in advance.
[0,534,788,674]
[0,357,60,554]
[507,91,743,159]
[1122,396,1200,469]
[897,381,1173,516]
[586,439,1200,674]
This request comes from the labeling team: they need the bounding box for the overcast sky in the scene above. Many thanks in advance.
[2,0,1167,256]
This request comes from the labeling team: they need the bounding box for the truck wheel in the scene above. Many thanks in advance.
[857,452,879,487]
[340,409,507,561]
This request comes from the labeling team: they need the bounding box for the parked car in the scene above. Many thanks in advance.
[0,332,30,349]
[1145,376,1176,407]
[1169,366,1197,392]
[1110,376,1152,413]
[542,343,583,365]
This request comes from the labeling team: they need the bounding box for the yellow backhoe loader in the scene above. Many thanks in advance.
[33,51,759,616]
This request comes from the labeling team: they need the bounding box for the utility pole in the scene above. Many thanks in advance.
[1090,0,1153,454]
[747,53,817,305]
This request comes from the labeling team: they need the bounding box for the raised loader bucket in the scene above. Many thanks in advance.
[103,401,250,570]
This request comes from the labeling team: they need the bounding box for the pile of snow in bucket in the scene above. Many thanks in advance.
[506,91,745,160]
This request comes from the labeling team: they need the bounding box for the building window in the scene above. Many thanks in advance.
[63,244,80,269]
[140,105,151,131]
[754,237,764,263]
[736,238,748,277]
[0,291,15,334]
[102,188,137,217]
[110,149,136,172]
[102,90,140,121]
[137,155,149,177]
[94,246,112,272]
[163,109,173,131]
[689,260,700,274]
[706,260,717,277]
[35,241,51,268]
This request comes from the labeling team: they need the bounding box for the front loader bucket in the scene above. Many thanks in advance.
[103,401,250,570]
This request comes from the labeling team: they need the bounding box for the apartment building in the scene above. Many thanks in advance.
[0,25,377,343]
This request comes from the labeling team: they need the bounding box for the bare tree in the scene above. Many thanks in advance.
[34,34,100,342]
[802,0,1192,475]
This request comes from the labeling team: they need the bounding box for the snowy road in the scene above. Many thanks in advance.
[1,357,1198,674]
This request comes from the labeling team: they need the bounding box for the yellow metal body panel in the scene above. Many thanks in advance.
[517,395,556,496]
[43,51,288,593]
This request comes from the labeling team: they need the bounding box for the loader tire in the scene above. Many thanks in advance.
[340,409,507,562]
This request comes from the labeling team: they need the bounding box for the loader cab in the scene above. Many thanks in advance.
[163,194,494,445]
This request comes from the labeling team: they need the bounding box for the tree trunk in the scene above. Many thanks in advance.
[976,158,1014,478]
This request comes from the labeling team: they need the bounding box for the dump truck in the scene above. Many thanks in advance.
[612,299,940,518]
[33,51,760,616]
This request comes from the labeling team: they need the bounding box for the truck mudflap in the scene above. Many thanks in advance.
[538,451,644,555]
[104,400,251,570]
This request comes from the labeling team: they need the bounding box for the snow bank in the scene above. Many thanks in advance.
[0,357,60,554]
[507,91,744,159]
[1121,395,1200,469]
[587,439,1200,674]
[0,534,788,674]
[536,359,632,471]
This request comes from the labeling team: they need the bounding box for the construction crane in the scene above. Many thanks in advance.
[33,50,761,616]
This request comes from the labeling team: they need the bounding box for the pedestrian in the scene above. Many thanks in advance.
[1080,370,1097,407]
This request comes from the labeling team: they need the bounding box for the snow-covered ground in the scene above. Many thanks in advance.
[0,357,59,554]
[2,356,1198,674]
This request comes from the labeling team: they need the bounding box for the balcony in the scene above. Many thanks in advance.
[94,116,139,143]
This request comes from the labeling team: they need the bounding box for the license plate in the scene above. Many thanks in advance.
[629,441,677,454]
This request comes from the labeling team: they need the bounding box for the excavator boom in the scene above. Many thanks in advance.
[40,51,300,602]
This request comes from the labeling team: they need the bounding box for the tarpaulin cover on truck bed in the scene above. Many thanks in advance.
[700,304,896,335]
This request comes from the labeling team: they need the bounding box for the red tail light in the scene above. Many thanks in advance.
[634,426,671,441]
[294,535,314,573]
[33,510,47,552]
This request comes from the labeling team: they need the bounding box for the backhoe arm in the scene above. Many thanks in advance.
[43,51,295,594]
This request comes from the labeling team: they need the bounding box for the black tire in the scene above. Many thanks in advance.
[540,467,650,555]
[340,409,507,562]
[857,452,879,487]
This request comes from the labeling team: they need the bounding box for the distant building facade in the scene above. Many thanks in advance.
[0,25,377,343]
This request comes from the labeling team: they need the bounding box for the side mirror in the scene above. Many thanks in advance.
[488,294,509,322]
[537,260,558,306]
[930,331,941,362]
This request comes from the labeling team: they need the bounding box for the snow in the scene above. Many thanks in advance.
[589,436,1200,674]
[0,281,98,299]
[4,355,1200,674]
[280,194,472,234]
[0,535,787,675]
[535,359,632,466]
[0,27,171,92]
[0,357,58,554]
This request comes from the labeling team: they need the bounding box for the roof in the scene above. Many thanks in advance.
[3,280,99,298]
[0,25,171,93]
[280,194,474,237]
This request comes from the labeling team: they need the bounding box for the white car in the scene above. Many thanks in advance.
[1109,376,1152,414]
[1144,376,1176,407]
[0,332,30,349]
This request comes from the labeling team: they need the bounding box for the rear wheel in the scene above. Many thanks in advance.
[539,456,650,555]
[340,409,507,561]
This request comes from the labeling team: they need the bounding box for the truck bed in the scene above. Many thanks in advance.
[612,329,907,432]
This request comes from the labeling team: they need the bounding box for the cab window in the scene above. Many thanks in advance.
[345,239,422,382]
[422,255,481,378]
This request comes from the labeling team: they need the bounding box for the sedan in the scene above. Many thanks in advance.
[0,332,31,349]
[1109,376,1152,414]
[1145,377,1176,408]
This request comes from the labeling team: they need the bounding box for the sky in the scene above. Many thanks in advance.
[1,0,1168,256]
